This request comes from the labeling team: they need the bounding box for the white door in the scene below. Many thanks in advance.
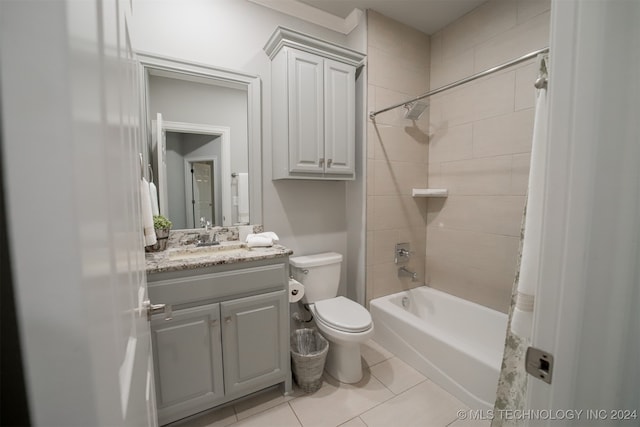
[527,0,640,420]
[0,0,157,425]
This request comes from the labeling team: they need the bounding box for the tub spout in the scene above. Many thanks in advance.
[398,266,417,281]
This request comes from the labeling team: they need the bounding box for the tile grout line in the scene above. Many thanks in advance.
[355,376,431,422]
[287,400,304,427]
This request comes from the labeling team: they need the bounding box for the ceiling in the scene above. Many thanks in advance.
[298,0,487,35]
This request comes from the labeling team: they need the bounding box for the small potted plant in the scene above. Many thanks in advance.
[146,215,172,252]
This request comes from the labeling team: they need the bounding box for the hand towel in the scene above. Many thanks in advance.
[237,172,249,224]
[141,177,157,247]
[149,181,159,216]
[246,232,279,248]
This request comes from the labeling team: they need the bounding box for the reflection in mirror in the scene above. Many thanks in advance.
[138,53,262,228]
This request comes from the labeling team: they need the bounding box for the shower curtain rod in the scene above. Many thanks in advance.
[369,46,550,120]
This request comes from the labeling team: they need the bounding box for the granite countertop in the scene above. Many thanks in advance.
[145,227,292,274]
[146,243,293,274]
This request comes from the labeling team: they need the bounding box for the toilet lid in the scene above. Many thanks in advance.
[314,296,372,333]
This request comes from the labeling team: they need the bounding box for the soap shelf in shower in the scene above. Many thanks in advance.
[412,188,448,198]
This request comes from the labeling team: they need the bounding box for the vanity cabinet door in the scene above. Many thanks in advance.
[220,290,288,397]
[151,303,224,425]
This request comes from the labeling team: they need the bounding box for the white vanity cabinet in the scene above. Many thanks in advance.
[147,258,291,425]
[265,27,365,180]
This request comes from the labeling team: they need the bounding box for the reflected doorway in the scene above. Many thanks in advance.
[188,160,216,228]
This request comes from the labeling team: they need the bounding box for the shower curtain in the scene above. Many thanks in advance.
[491,54,548,427]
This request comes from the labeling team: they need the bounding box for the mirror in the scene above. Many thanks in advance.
[138,53,262,228]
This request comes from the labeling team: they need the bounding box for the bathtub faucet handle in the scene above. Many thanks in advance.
[395,243,413,264]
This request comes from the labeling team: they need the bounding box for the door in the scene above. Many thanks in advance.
[152,304,224,425]
[288,49,325,174]
[324,59,355,175]
[0,0,157,425]
[526,0,640,419]
[221,290,288,396]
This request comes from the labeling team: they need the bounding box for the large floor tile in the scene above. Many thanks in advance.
[289,371,394,427]
[229,403,301,427]
[360,381,466,427]
[447,417,492,427]
[233,386,299,420]
[338,417,368,427]
[361,339,394,368]
[369,356,427,395]
[169,405,236,427]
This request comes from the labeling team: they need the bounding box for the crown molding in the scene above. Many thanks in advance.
[263,26,366,67]
[248,0,363,35]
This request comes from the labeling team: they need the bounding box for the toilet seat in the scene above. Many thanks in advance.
[314,296,372,333]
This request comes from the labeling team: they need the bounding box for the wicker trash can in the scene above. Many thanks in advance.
[290,328,329,393]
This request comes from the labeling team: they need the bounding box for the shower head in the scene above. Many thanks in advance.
[404,101,429,120]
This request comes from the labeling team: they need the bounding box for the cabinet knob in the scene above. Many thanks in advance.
[211,319,218,326]
[225,316,232,324]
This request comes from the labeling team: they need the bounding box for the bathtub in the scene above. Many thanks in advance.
[369,286,508,410]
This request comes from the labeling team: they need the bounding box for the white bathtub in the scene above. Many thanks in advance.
[370,286,507,410]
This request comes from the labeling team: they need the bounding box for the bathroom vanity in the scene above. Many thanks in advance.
[146,230,292,425]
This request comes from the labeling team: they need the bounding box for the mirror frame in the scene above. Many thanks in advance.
[137,52,262,226]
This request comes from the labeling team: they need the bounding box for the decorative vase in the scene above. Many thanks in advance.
[146,228,170,252]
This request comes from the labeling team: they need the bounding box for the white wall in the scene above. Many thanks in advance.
[133,0,367,297]
[148,75,247,173]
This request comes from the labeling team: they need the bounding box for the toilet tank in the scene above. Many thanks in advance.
[289,252,342,303]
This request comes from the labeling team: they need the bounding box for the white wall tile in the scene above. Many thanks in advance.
[430,47,475,88]
[473,109,534,158]
[425,0,548,313]
[439,155,513,196]
[517,0,551,24]
[425,226,520,274]
[441,0,517,58]
[473,11,550,72]
[428,123,473,163]
[514,61,538,111]
[510,153,531,195]
[427,195,526,237]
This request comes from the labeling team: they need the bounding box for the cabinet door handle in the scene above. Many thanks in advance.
[319,158,324,167]
[225,316,232,324]
[327,158,332,168]
[211,319,218,326]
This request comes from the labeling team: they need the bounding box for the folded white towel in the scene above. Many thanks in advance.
[149,181,159,216]
[141,177,157,247]
[246,232,279,248]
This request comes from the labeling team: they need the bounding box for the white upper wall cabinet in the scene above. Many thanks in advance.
[265,27,365,180]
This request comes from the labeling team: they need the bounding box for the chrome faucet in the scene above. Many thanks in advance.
[398,266,418,281]
[200,217,212,231]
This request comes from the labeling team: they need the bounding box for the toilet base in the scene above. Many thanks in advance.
[324,340,364,384]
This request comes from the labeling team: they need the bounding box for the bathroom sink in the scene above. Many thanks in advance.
[167,242,247,260]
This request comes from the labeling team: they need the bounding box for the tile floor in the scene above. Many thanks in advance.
[169,340,490,427]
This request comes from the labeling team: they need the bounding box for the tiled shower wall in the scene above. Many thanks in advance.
[426,0,551,312]
[365,11,430,304]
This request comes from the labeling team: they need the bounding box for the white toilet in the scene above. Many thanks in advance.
[289,252,374,384]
